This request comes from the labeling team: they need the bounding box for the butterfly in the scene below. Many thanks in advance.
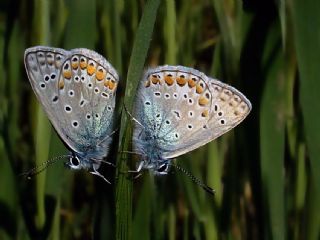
[132,65,251,175]
[24,46,119,182]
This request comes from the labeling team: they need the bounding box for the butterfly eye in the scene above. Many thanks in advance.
[69,156,80,167]
[157,164,168,174]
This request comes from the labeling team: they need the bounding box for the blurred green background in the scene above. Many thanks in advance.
[0,0,319,239]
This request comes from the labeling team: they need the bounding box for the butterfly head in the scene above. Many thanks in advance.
[139,154,170,175]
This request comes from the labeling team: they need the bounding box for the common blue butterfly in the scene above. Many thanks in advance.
[24,46,118,181]
[133,66,251,176]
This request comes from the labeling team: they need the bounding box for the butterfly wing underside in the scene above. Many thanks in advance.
[134,66,251,159]
[25,46,119,158]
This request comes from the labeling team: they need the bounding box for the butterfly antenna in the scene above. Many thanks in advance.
[20,155,70,179]
[171,164,215,196]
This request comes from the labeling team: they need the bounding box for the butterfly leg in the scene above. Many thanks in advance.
[90,165,111,184]
[123,104,145,129]
[132,172,143,179]
[125,161,144,179]
[97,128,119,147]
[126,170,143,180]
[92,158,116,167]
[127,161,143,173]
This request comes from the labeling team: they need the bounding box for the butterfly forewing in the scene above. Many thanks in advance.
[25,46,119,159]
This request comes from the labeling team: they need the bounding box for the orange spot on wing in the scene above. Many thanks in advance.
[151,75,160,84]
[58,79,65,89]
[198,96,209,106]
[104,79,117,90]
[104,80,110,88]
[63,70,72,79]
[164,75,174,86]
[87,63,96,76]
[96,68,106,81]
[71,62,79,69]
[108,80,117,90]
[201,109,209,117]
[196,84,204,94]
[80,59,87,69]
[176,76,187,86]
[188,78,197,88]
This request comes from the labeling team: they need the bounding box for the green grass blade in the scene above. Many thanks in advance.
[164,0,176,64]
[64,0,96,49]
[212,0,243,77]
[100,0,123,72]
[50,0,67,45]
[292,1,320,239]
[115,0,161,239]
[30,0,51,230]
[168,205,176,240]
[112,0,123,73]
[49,197,61,240]
[0,16,17,222]
[260,37,286,239]
[277,0,287,47]
[132,178,152,240]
